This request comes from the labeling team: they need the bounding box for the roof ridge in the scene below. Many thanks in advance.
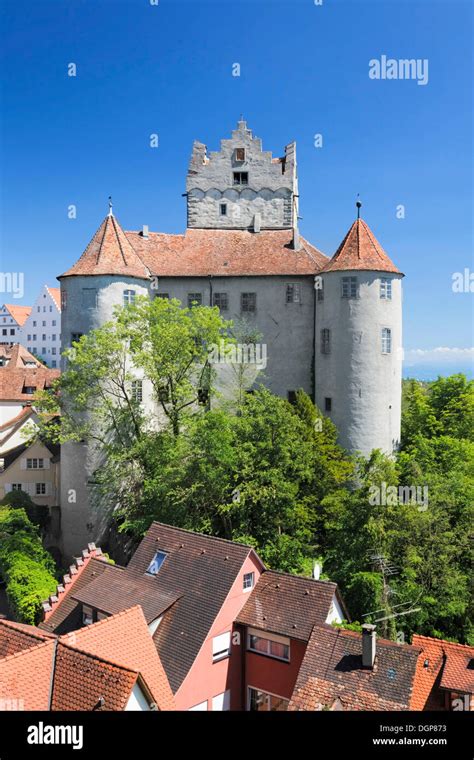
[0,638,56,664]
[60,604,144,640]
[0,618,53,641]
[149,520,253,551]
[262,568,337,587]
[57,640,141,676]
[412,634,474,651]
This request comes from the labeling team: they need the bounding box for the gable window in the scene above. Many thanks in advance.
[131,380,143,402]
[235,148,245,162]
[213,292,228,311]
[243,572,255,592]
[325,397,332,412]
[187,293,202,308]
[233,172,248,186]
[380,278,392,300]
[247,629,290,662]
[82,605,94,626]
[321,328,331,354]
[212,631,231,662]
[341,276,358,299]
[27,458,44,469]
[123,289,136,306]
[23,386,36,395]
[35,483,46,496]
[286,283,301,303]
[219,203,227,216]
[241,292,256,313]
[381,327,392,354]
[146,550,167,576]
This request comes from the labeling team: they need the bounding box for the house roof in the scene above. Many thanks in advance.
[60,606,175,710]
[288,625,420,711]
[72,567,180,624]
[3,305,32,326]
[59,213,150,279]
[0,439,60,473]
[411,635,474,710]
[0,344,41,368]
[321,218,402,275]
[45,286,61,311]
[0,355,60,401]
[235,569,338,642]
[125,228,328,277]
[0,611,175,711]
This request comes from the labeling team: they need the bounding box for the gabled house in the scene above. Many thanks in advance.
[0,607,174,711]
[0,438,60,506]
[411,635,474,711]
[0,304,31,346]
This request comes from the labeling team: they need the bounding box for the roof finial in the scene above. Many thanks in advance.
[356,194,362,219]
[108,196,113,217]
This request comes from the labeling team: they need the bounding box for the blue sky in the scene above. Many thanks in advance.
[0,0,472,376]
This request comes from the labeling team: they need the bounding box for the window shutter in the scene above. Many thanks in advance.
[212,631,231,656]
[20,458,27,470]
[5,484,12,493]
[43,458,50,470]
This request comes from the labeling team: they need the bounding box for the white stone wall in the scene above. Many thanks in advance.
[19,285,61,368]
[186,122,297,229]
[0,305,22,343]
[315,270,403,456]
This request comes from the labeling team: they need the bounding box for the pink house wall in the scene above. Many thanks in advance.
[174,551,264,711]
[244,638,307,706]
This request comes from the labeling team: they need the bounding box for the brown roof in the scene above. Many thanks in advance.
[72,567,180,624]
[60,606,175,710]
[39,557,116,634]
[0,344,41,368]
[289,625,420,711]
[236,570,338,641]
[0,640,56,710]
[126,228,328,277]
[321,218,402,274]
[0,618,54,658]
[411,635,474,710]
[59,213,150,279]
[126,522,259,692]
[3,304,32,326]
[0,366,60,401]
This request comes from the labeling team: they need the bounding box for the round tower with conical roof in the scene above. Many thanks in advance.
[58,208,151,559]
[315,214,403,456]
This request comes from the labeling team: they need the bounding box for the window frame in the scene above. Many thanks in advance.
[241,292,257,313]
[243,572,255,592]
[286,283,301,304]
[320,328,331,354]
[247,629,290,663]
[381,327,392,354]
[145,550,167,576]
[247,686,289,712]
[213,292,229,311]
[341,276,358,299]
[123,289,136,306]
[233,171,249,186]
[380,278,392,300]
[187,292,203,308]
[212,631,232,663]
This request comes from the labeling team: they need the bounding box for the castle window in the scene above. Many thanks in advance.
[286,283,301,303]
[213,292,228,311]
[123,289,136,306]
[33,321,36,327]
[287,391,297,405]
[381,328,392,354]
[61,291,67,311]
[155,293,170,299]
[341,276,358,298]
[380,278,392,300]
[235,148,245,162]
[321,328,331,354]
[219,203,227,216]
[241,292,256,313]
[233,172,248,186]
[82,288,98,309]
[325,397,332,412]
[187,293,202,308]
[131,380,143,402]
[317,281,324,301]
[71,332,83,345]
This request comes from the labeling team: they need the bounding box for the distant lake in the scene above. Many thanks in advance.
[403,363,474,381]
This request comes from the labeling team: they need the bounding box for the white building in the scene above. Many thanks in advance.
[20,285,62,368]
[0,304,31,344]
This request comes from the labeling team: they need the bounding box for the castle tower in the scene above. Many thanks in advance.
[186,119,298,231]
[315,214,403,456]
[57,207,150,559]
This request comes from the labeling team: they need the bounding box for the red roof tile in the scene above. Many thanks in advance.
[46,287,61,311]
[0,640,56,710]
[3,305,32,326]
[411,635,474,710]
[59,214,150,279]
[321,218,402,274]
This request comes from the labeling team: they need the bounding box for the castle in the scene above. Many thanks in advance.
[58,120,403,559]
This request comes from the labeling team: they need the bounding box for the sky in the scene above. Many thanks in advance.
[0,0,472,377]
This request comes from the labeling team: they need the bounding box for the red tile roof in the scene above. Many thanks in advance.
[3,305,32,326]
[289,625,419,711]
[126,228,328,277]
[45,286,61,310]
[321,218,402,274]
[0,618,54,658]
[60,606,175,710]
[411,635,474,710]
[0,639,56,710]
[0,348,60,401]
[0,344,41,368]
[59,214,150,279]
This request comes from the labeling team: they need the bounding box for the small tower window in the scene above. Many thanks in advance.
[380,278,392,300]
[286,283,301,303]
[235,148,245,162]
[321,328,331,354]
[123,289,136,306]
[317,282,324,301]
[61,291,67,310]
[287,391,297,405]
[324,397,332,412]
[233,172,248,186]
[341,277,358,298]
[220,203,227,216]
[187,293,202,308]
[381,328,392,354]
[213,292,229,311]
[241,292,256,313]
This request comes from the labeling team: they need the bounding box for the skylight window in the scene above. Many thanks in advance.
[146,550,167,576]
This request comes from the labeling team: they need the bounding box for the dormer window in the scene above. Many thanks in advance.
[146,550,167,576]
[235,148,245,162]
[233,172,248,186]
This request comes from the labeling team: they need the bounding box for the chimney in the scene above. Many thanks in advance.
[253,213,261,233]
[362,624,376,669]
[312,560,322,580]
[142,225,149,238]
[292,224,301,251]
